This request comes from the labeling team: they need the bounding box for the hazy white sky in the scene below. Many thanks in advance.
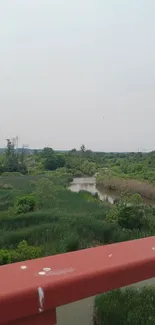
[0,0,155,151]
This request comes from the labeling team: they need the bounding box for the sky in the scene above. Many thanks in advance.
[0,0,155,151]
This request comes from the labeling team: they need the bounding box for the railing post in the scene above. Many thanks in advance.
[10,309,56,325]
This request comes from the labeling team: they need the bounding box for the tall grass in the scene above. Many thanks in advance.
[0,174,154,259]
[94,287,155,325]
[97,174,155,200]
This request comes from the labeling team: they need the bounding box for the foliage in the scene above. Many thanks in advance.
[79,190,100,202]
[44,168,73,186]
[117,205,147,230]
[42,147,66,171]
[0,139,28,175]
[65,156,96,176]
[80,144,86,153]
[95,151,155,193]
[74,170,84,177]
[16,195,36,214]
[107,194,154,231]
[0,240,43,265]
[96,172,155,200]
[65,235,80,252]
[94,287,155,325]
[1,146,155,268]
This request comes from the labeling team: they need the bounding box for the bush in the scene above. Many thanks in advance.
[94,287,155,325]
[117,206,145,230]
[79,190,98,202]
[0,240,43,265]
[0,249,11,265]
[12,240,43,262]
[107,195,152,232]
[74,170,83,177]
[65,235,80,252]
[16,195,36,214]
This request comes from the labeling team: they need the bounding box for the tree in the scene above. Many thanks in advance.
[4,139,19,172]
[42,147,65,171]
[80,144,86,153]
[42,147,54,158]
[70,148,77,153]
[43,155,58,170]
[2,139,28,174]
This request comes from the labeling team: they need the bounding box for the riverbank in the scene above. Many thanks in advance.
[69,176,155,206]
[96,174,155,201]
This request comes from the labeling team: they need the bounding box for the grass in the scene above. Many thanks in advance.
[96,174,155,200]
[94,287,155,325]
[0,175,111,251]
[0,174,149,255]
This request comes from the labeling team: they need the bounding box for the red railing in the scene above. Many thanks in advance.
[1,236,155,325]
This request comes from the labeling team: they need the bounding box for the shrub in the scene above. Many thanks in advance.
[79,190,98,202]
[16,195,36,214]
[117,206,145,230]
[0,240,43,265]
[65,235,80,252]
[94,287,155,325]
[74,170,83,177]
[13,240,43,261]
[0,249,11,265]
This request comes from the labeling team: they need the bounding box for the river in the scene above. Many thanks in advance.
[69,176,155,206]
[57,177,155,325]
[69,176,119,204]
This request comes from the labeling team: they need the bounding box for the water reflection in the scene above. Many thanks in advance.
[69,177,119,204]
[69,177,155,206]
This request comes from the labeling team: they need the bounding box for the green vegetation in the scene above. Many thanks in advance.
[0,142,155,260]
[95,151,155,199]
[0,168,154,262]
[1,141,155,323]
[0,139,27,174]
[16,195,36,214]
[94,287,155,325]
[96,172,155,200]
[106,193,155,231]
[0,240,43,265]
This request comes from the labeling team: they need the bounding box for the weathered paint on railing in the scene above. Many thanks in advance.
[1,236,155,325]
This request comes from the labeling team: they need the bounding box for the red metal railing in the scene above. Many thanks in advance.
[1,236,155,325]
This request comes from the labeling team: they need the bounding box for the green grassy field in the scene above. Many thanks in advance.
[0,172,150,262]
